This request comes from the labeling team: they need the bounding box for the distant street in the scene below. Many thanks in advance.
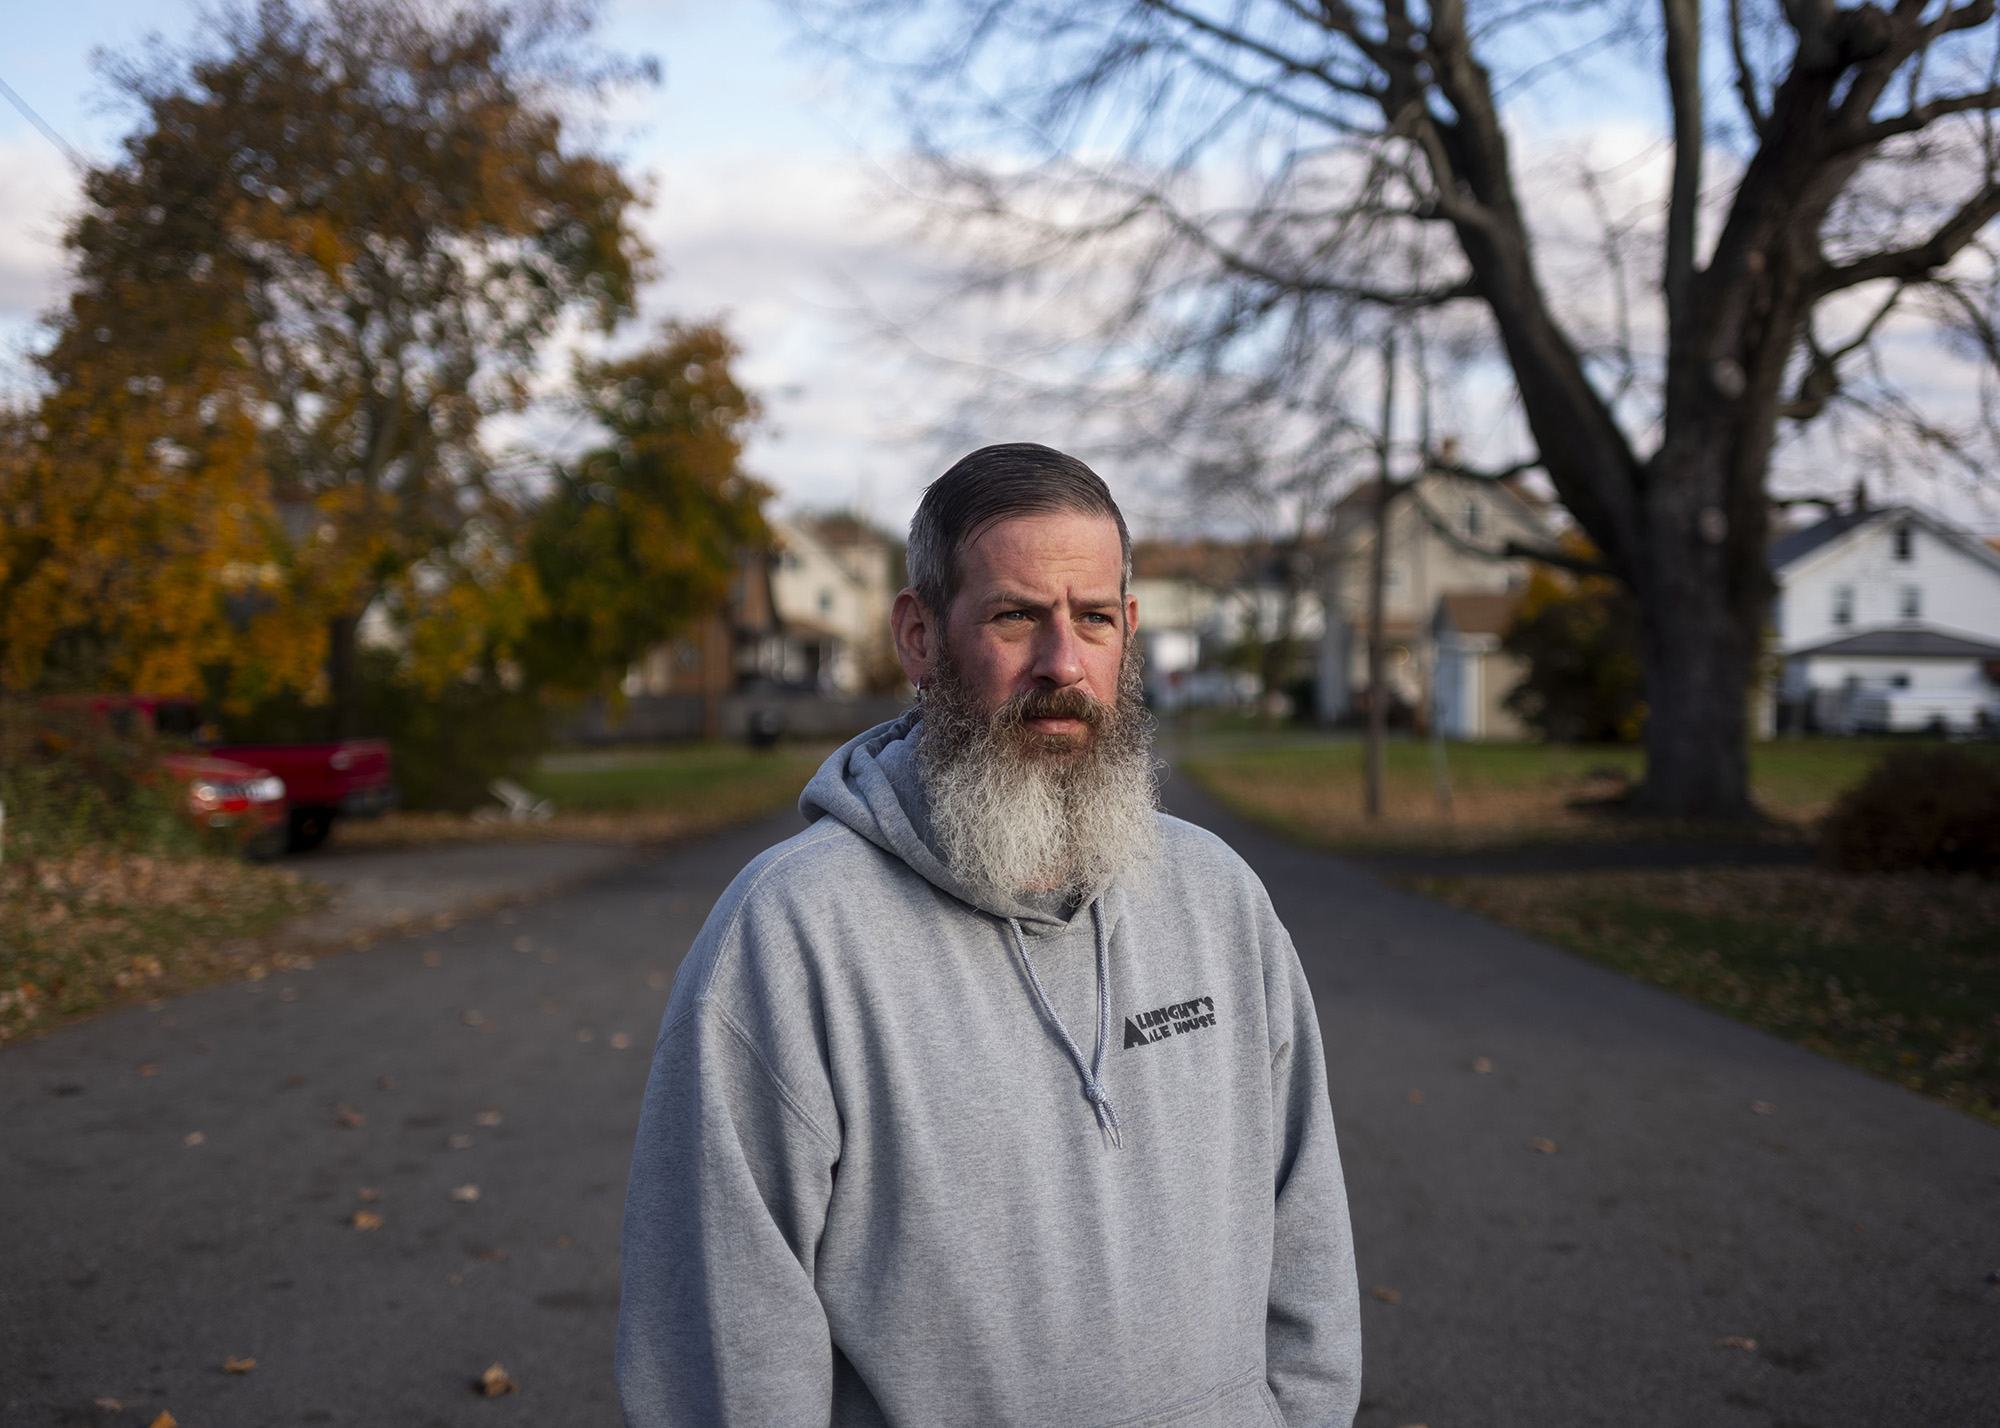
[3,781,1997,1426]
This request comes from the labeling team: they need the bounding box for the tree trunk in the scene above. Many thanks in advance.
[327,613,360,740]
[1629,452,1762,818]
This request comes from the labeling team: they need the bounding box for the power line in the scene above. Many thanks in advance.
[0,71,86,172]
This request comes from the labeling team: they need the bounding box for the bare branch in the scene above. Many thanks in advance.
[1813,184,2000,294]
[1727,0,1771,137]
[1502,538,1614,577]
[1849,85,2000,148]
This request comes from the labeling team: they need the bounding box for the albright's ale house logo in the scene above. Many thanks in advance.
[1123,996,1218,1049]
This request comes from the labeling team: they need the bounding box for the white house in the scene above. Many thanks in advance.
[1129,541,1323,712]
[1317,471,1550,725]
[1770,505,2000,734]
[768,516,900,696]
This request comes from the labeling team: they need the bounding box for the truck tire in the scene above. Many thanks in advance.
[287,808,335,853]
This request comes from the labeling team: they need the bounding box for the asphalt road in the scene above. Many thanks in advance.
[2,777,1997,1427]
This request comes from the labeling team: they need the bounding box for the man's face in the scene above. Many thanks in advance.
[893,510,1138,744]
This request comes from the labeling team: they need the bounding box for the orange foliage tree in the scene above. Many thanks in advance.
[523,324,770,696]
[2,0,652,717]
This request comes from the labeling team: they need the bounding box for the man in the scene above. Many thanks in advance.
[617,444,1361,1426]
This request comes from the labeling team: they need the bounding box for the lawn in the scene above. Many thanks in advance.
[1410,866,2000,1127]
[1182,732,2000,1125]
[330,742,828,849]
[1179,735,1991,851]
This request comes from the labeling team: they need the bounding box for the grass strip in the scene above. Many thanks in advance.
[1,851,327,1045]
[1178,737,1995,854]
[331,744,826,849]
[1408,867,2000,1127]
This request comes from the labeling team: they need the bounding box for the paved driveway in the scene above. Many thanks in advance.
[2,782,1995,1426]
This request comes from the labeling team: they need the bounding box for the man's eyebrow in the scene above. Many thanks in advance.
[984,589,1123,610]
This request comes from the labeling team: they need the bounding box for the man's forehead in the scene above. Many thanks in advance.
[959,510,1125,591]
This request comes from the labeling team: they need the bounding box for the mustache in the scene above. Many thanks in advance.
[1000,685,1108,727]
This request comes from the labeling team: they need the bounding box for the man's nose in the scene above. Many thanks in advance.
[1030,616,1088,688]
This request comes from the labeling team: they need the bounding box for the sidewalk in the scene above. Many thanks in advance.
[281,841,640,949]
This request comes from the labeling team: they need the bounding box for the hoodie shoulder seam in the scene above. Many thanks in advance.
[671,820,853,1012]
[712,1005,842,1154]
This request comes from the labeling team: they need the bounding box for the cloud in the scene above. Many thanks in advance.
[0,135,79,350]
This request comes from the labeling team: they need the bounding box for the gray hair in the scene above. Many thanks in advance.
[906,443,1132,619]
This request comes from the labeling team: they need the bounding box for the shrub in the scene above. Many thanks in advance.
[0,702,199,861]
[213,648,550,813]
[1820,747,2000,876]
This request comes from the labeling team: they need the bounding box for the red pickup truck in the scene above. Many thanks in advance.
[52,694,398,853]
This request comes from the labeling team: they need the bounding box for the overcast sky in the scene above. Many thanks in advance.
[0,0,982,531]
[4,1,1998,537]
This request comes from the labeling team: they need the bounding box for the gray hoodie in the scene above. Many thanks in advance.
[617,713,1361,1427]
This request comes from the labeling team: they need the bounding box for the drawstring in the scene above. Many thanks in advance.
[1007,899,1121,1148]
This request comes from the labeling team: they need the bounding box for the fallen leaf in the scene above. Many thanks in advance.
[377,1075,396,1091]
[222,1355,256,1373]
[148,1414,177,1428]
[277,987,299,1003]
[1751,1100,1775,1116]
[446,1272,462,1284]
[421,948,443,967]
[182,1131,206,1148]
[460,1010,485,1028]
[575,1027,596,1043]
[1370,1285,1403,1304]
[474,1247,507,1262]
[646,970,668,991]
[1405,1089,1425,1105]
[1529,1137,1557,1154]
[357,1187,383,1202]
[350,1210,384,1230]
[139,1064,160,1077]
[1715,1336,1758,1351]
[1471,1057,1493,1074]
[537,998,558,1014]
[471,1363,519,1397]
[554,1234,573,1248]
[514,936,534,953]
[448,1133,475,1150]
[284,1074,307,1089]
[610,1033,633,1050]
[332,1104,365,1129]
[92,1398,121,1411]
[473,1108,502,1127]
[449,1184,480,1203]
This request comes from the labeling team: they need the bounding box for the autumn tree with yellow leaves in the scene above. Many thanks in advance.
[1,0,666,728]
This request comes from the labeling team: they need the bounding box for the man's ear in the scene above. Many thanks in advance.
[891,588,937,688]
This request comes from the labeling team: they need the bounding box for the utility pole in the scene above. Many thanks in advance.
[1365,334,1395,821]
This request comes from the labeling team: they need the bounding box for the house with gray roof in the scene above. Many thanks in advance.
[1770,505,2000,734]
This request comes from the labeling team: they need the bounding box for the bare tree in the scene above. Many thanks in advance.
[801,0,2000,817]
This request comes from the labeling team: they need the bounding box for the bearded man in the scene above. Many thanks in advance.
[617,444,1361,1427]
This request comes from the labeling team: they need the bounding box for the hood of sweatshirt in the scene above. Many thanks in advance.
[798,710,1094,933]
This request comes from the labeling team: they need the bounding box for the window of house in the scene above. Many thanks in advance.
[1465,501,1484,538]
[1893,524,1913,561]
[1890,673,1911,689]
[1832,585,1854,625]
[1900,585,1922,620]
[818,590,834,615]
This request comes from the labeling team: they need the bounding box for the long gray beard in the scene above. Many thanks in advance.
[917,641,1161,907]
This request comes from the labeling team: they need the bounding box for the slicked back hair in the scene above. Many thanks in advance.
[907,443,1132,621]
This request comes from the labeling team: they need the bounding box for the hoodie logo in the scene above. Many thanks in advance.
[1123,996,1218,1049]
